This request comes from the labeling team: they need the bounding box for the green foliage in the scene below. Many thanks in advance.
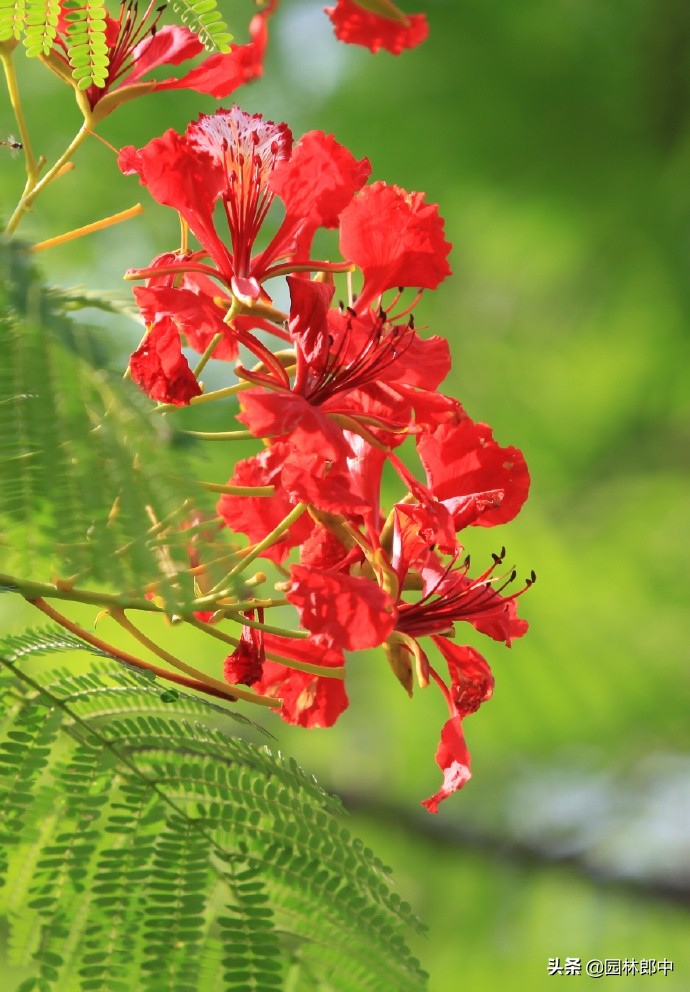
[0,0,231,79]
[0,627,428,992]
[0,236,232,612]
[165,0,233,53]
[0,0,26,44]
[22,0,60,56]
[62,0,108,90]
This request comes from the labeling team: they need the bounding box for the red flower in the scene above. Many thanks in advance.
[129,318,201,405]
[255,637,349,728]
[339,182,452,311]
[121,112,367,304]
[51,4,271,119]
[325,0,428,55]
[224,610,266,686]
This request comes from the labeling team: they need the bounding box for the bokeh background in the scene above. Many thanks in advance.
[1,0,689,988]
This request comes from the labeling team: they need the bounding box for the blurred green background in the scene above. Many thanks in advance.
[1,0,689,988]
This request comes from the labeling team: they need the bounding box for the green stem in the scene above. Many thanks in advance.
[5,121,92,235]
[0,46,39,186]
[223,610,307,640]
[108,607,280,708]
[193,332,224,378]
[227,503,309,580]
[200,482,274,497]
[180,429,253,440]
[0,571,167,612]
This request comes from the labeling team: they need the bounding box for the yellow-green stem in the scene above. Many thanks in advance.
[32,203,144,252]
[5,121,92,235]
[0,47,38,185]
[28,598,243,704]
[227,503,309,579]
[200,482,274,497]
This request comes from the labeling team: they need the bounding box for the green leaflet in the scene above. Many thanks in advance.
[0,0,231,83]
[0,633,428,992]
[0,237,233,612]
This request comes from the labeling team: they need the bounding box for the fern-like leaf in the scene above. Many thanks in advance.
[0,237,231,612]
[23,0,60,56]
[165,0,232,52]
[0,0,27,43]
[0,635,429,992]
[63,0,108,89]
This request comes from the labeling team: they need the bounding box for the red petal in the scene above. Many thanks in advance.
[216,443,314,563]
[280,450,371,517]
[269,130,370,259]
[421,715,472,814]
[325,0,428,55]
[417,418,530,527]
[339,182,452,310]
[129,318,201,405]
[223,621,265,686]
[119,130,232,280]
[287,565,395,650]
[287,276,334,365]
[238,389,353,460]
[127,26,203,85]
[133,285,238,359]
[256,633,348,728]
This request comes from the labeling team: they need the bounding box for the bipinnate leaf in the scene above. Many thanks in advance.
[0,634,428,992]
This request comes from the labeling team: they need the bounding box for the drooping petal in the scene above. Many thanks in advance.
[287,565,395,650]
[129,318,201,405]
[339,181,452,309]
[223,619,265,685]
[152,10,269,98]
[432,639,494,716]
[126,25,203,85]
[325,0,428,55]
[421,715,472,813]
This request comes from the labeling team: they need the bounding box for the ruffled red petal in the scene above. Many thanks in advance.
[216,443,314,563]
[339,182,452,309]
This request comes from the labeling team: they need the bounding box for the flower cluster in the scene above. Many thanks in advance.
[120,102,533,813]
